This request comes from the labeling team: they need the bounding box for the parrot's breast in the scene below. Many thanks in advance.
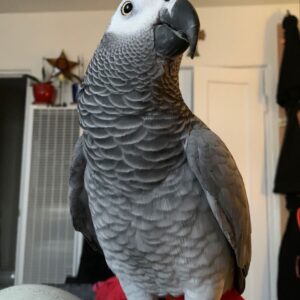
[86,161,233,296]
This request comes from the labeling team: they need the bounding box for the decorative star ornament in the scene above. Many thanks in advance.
[46,50,79,81]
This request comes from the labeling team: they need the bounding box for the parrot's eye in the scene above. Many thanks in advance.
[121,1,133,16]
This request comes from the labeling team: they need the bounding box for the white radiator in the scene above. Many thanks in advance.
[16,107,81,284]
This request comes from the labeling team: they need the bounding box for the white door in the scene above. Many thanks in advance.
[196,67,269,300]
[179,67,194,110]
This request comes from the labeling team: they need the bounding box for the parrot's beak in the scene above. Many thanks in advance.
[155,0,200,59]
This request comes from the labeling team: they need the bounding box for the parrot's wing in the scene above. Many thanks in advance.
[69,135,100,252]
[186,124,251,292]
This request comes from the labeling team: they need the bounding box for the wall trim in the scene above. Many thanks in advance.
[0,69,31,77]
[264,65,282,300]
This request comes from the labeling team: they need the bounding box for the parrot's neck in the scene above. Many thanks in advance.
[80,31,196,193]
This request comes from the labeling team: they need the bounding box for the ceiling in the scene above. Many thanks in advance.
[0,0,298,13]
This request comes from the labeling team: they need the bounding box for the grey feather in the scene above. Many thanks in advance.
[69,135,100,251]
[186,123,251,292]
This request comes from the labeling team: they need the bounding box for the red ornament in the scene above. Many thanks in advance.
[32,82,56,105]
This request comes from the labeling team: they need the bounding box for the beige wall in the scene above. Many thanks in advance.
[0,4,299,76]
[0,11,112,75]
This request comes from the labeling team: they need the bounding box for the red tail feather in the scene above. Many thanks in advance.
[94,277,245,300]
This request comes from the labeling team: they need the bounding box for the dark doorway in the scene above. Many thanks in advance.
[0,77,27,288]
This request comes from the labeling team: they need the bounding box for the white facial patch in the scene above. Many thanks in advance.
[107,0,177,36]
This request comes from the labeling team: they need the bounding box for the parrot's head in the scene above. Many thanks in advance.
[107,0,200,59]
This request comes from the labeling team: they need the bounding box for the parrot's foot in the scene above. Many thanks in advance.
[118,278,158,300]
[184,280,225,300]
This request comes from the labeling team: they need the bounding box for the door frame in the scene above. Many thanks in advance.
[264,65,282,300]
[0,70,84,284]
[0,69,33,285]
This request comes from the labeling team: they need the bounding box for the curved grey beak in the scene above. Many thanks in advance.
[158,0,200,58]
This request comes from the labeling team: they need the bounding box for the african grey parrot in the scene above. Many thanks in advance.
[69,0,251,299]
